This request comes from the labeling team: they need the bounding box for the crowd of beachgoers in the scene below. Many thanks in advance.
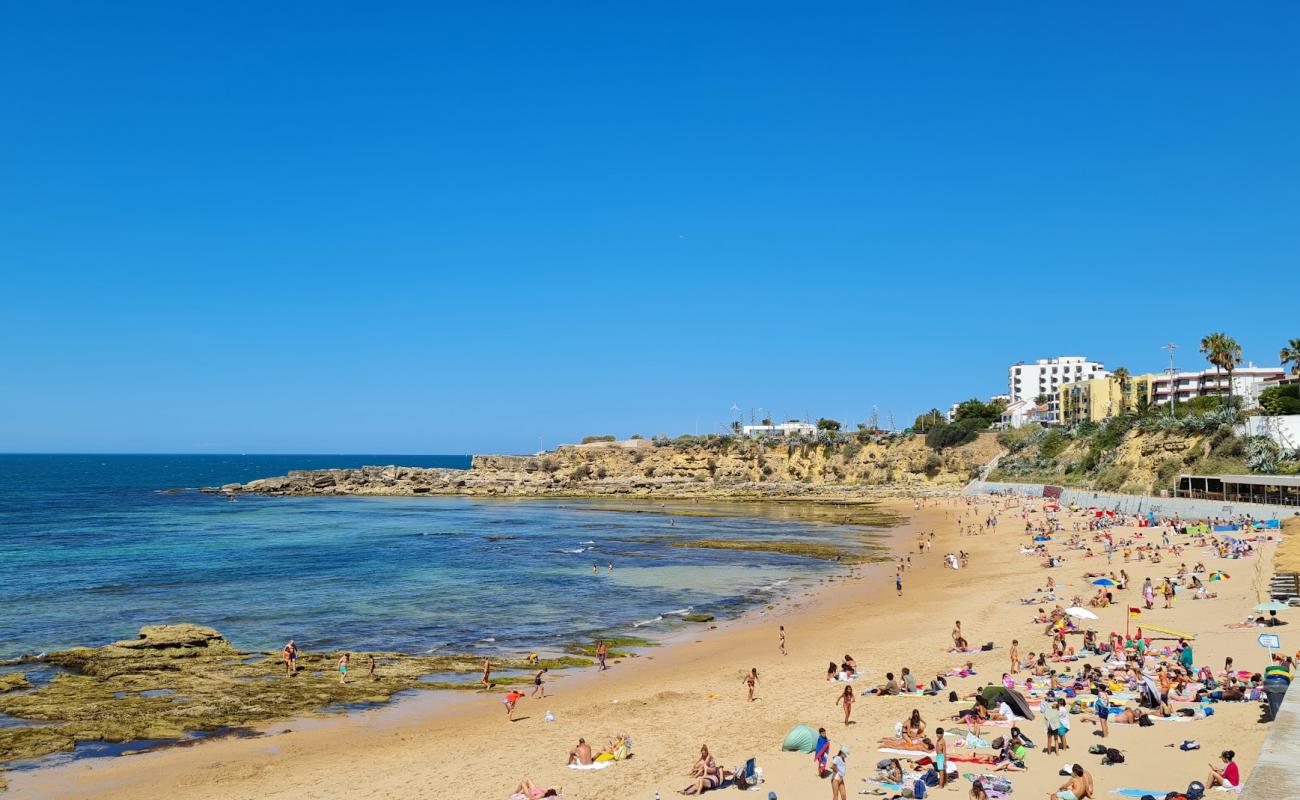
[506,493,1293,800]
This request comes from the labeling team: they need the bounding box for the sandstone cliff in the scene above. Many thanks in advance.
[213,434,1000,499]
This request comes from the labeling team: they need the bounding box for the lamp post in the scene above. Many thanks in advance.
[1163,344,1178,418]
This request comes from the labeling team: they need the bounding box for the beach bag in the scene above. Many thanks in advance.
[1088,744,1107,755]
[914,778,928,799]
[949,690,959,702]
[923,769,940,787]
[1138,714,1154,727]
[1186,781,1205,800]
[981,642,994,651]
[1103,747,1125,765]
[991,736,1006,750]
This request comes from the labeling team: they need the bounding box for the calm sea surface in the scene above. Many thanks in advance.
[0,454,888,661]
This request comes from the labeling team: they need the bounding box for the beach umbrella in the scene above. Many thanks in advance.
[1253,601,1289,613]
[1091,578,1117,587]
[1209,572,1229,582]
[1066,607,1099,620]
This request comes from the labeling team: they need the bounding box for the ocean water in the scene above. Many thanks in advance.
[0,454,888,661]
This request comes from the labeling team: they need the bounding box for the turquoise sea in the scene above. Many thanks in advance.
[0,455,888,661]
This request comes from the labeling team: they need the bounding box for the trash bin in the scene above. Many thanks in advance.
[1263,679,1289,721]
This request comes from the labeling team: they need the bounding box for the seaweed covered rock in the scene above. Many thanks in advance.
[0,625,593,769]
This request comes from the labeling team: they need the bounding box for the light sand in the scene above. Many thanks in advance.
[8,497,1281,800]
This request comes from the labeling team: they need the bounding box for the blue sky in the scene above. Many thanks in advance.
[2,3,1296,454]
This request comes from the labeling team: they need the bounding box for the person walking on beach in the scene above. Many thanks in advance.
[830,746,849,800]
[596,640,608,671]
[744,667,758,702]
[896,567,903,597]
[481,658,492,689]
[282,640,298,677]
[367,653,377,682]
[837,684,855,725]
[531,667,547,698]
[337,653,350,684]
[1143,578,1155,610]
[779,625,786,656]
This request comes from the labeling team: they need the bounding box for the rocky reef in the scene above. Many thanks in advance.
[209,435,998,499]
[0,624,599,773]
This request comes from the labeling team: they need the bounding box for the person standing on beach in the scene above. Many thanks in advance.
[935,727,948,788]
[896,567,903,597]
[837,684,855,725]
[952,621,963,648]
[830,746,849,800]
[814,727,830,776]
[481,658,492,689]
[744,667,758,702]
[367,653,377,682]
[1009,640,1020,674]
[531,667,547,698]
[338,653,350,684]
[779,625,786,655]
[596,640,608,671]
[282,640,298,677]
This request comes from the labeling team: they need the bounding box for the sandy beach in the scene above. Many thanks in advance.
[7,495,1283,800]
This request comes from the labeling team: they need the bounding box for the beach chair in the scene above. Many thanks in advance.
[732,757,758,789]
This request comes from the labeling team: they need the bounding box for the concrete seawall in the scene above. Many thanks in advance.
[965,480,1298,521]
[1241,687,1299,800]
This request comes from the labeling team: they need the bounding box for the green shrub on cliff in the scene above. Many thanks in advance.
[580,435,616,444]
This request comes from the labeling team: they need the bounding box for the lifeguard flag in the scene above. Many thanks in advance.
[1128,608,1142,617]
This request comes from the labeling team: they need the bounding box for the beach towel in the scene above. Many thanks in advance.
[568,761,612,770]
[1112,790,1168,798]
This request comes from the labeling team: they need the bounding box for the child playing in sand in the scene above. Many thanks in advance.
[504,690,524,721]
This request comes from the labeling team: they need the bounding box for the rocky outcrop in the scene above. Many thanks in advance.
[210,435,1000,499]
[0,625,596,767]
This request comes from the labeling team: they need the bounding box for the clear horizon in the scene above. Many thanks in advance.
[3,4,1296,454]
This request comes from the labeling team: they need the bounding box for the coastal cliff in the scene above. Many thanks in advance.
[213,434,1001,499]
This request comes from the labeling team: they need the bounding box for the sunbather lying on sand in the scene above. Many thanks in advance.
[511,778,559,799]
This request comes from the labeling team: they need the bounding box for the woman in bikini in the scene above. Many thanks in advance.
[337,653,349,684]
[743,667,758,702]
[838,684,855,725]
[903,709,926,744]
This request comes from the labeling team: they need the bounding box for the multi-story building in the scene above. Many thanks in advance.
[999,399,1054,429]
[1058,376,1126,425]
[1008,356,1107,421]
[1138,365,1284,410]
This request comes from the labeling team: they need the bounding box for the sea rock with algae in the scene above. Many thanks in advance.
[0,624,592,773]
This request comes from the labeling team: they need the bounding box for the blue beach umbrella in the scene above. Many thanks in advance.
[1091,578,1117,587]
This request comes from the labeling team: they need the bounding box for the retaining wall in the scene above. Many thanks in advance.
[965,480,1298,521]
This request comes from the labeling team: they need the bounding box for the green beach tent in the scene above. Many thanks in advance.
[782,723,818,753]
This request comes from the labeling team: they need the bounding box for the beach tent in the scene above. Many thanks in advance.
[978,686,1035,720]
[1137,675,1161,709]
[782,724,818,753]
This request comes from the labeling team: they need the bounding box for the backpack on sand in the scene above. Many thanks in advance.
[1103,747,1125,765]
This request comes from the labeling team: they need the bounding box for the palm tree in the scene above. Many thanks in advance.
[1281,338,1300,376]
[1199,332,1242,410]
[1112,367,1131,412]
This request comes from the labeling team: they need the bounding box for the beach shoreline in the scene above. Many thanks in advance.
[6,495,1285,800]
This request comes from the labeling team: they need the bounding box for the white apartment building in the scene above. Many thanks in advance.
[741,421,818,438]
[1008,356,1107,421]
[1147,365,1284,409]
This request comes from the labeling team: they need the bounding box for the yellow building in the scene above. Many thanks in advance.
[1058,376,1128,424]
